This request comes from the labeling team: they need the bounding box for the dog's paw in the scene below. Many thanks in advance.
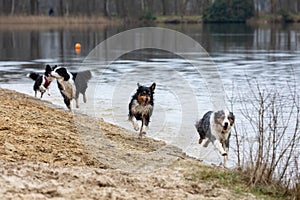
[141,126,147,134]
[139,131,146,138]
[133,123,139,131]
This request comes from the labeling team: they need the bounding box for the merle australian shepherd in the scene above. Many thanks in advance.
[128,83,156,137]
[51,65,92,110]
[195,110,235,166]
[26,65,54,98]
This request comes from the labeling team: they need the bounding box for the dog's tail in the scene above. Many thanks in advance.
[26,73,40,81]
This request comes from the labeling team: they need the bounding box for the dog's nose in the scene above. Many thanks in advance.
[224,122,228,127]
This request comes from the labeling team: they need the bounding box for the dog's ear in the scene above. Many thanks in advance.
[229,112,235,121]
[137,83,141,88]
[150,82,156,92]
[45,65,52,71]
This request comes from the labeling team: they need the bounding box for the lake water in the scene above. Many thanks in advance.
[1,23,299,167]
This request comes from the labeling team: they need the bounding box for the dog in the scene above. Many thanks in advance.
[195,110,235,166]
[128,83,156,137]
[51,65,92,110]
[26,65,54,98]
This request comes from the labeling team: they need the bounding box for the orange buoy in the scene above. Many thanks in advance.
[75,43,81,50]
[75,43,81,55]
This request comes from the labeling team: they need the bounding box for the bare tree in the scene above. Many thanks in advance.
[104,0,110,17]
[235,77,300,188]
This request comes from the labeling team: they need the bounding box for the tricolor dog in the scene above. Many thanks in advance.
[51,66,91,110]
[26,64,54,98]
[195,110,235,166]
[128,83,156,137]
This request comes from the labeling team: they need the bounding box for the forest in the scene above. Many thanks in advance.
[1,0,300,19]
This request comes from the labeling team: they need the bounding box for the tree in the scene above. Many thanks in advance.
[30,0,39,15]
[203,0,254,23]
[104,0,110,17]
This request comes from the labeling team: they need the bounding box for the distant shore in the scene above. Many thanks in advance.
[1,15,300,27]
[0,15,120,24]
[0,15,122,30]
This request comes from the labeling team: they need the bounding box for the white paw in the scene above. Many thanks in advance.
[133,123,139,131]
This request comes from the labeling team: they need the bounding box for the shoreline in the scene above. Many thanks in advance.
[1,15,300,26]
[0,15,121,25]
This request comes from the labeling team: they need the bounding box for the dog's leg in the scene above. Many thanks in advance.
[130,117,139,131]
[203,139,210,147]
[139,118,146,138]
[47,88,51,96]
[83,93,87,103]
[223,138,230,168]
[213,140,227,156]
[75,98,79,108]
[75,91,80,108]
[223,154,228,168]
[35,91,37,98]
[62,95,72,111]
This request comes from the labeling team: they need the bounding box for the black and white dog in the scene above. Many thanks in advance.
[128,83,156,137]
[195,110,235,166]
[51,66,92,110]
[26,65,54,98]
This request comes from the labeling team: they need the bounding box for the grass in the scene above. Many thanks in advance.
[0,15,121,26]
[0,15,122,30]
[155,15,202,24]
[171,159,292,199]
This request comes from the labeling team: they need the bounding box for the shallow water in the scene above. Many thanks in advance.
[1,23,300,166]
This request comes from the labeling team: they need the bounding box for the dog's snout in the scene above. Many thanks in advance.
[224,122,228,127]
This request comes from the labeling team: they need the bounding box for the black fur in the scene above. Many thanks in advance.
[128,82,156,137]
[27,65,53,98]
[196,111,213,143]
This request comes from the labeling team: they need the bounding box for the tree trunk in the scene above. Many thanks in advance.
[104,0,110,17]
[162,0,167,15]
[270,0,276,14]
[59,0,64,16]
[10,0,15,15]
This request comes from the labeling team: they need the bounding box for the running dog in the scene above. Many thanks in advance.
[26,64,54,98]
[195,110,235,166]
[51,65,91,110]
[128,82,156,137]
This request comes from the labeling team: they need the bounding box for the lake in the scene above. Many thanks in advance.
[1,22,299,167]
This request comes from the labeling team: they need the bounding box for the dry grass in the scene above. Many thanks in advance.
[0,15,121,30]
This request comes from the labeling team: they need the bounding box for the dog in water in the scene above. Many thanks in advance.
[26,65,54,98]
[51,65,92,110]
[195,110,235,166]
[128,83,156,137]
